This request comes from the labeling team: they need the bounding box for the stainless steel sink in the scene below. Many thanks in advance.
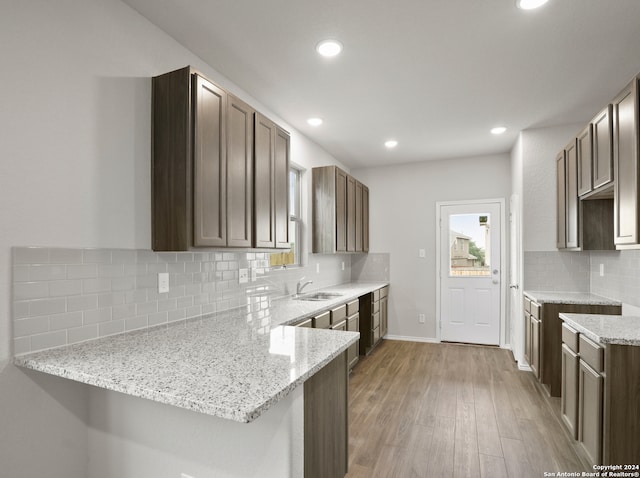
[294,292,343,301]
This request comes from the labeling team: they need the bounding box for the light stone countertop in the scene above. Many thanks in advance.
[14,282,387,423]
[523,291,621,306]
[560,313,640,346]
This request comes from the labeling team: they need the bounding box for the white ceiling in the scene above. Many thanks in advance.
[123,0,640,168]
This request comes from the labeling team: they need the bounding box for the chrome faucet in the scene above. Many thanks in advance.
[296,278,313,295]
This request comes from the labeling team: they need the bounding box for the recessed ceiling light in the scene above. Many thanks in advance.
[491,126,507,135]
[316,40,343,57]
[307,117,323,127]
[516,0,549,10]
[385,140,398,149]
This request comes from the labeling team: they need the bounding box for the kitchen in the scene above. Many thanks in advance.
[2,0,640,477]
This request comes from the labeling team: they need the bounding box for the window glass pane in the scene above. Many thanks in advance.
[289,170,297,217]
[449,213,490,277]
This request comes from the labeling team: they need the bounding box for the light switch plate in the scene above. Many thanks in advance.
[239,268,249,284]
[316,263,320,274]
[599,264,604,277]
[158,273,169,294]
[418,313,425,324]
[419,249,426,258]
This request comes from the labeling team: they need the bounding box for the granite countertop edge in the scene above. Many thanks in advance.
[559,313,640,346]
[523,290,621,306]
[13,281,386,423]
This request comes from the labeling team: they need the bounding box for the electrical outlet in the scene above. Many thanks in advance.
[599,264,604,277]
[316,263,320,274]
[418,313,425,324]
[239,268,249,284]
[158,273,169,294]
[341,261,345,271]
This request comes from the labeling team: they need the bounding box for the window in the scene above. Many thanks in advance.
[289,166,302,266]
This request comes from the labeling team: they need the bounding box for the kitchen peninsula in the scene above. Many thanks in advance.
[14,282,387,478]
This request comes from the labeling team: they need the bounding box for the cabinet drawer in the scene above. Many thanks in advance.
[373,326,380,343]
[346,299,359,316]
[314,311,331,329]
[331,304,347,324]
[372,300,380,314]
[524,296,531,313]
[562,323,579,352]
[294,317,312,328]
[579,335,604,373]
[331,319,347,331]
[373,311,380,329]
[380,287,388,298]
[347,313,359,332]
[530,302,541,320]
[372,289,380,302]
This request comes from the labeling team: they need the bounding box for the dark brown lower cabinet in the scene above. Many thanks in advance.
[304,352,348,478]
[578,357,603,465]
[523,296,621,397]
[359,288,386,355]
[560,343,579,440]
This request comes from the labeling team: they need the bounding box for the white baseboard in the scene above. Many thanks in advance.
[384,334,440,344]
[517,362,532,371]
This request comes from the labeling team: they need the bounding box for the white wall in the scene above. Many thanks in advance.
[0,0,347,475]
[352,154,511,341]
[521,123,584,251]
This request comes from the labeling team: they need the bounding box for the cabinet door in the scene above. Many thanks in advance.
[355,181,363,252]
[578,360,603,466]
[274,127,290,248]
[531,316,541,379]
[254,113,275,248]
[593,105,614,190]
[380,295,388,337]
[524,312,531,365]
[566,140,580,248]
[577,124,593,197]
[613,78,640,246]
[362,185,370,252]
[557,151,567,248]
[193,75,227,247]
[227,95,253,247]
[335,168,347,252]
[561,344,579,439]
[346,175,356,252]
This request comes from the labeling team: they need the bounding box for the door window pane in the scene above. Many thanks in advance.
[449,213,490,277]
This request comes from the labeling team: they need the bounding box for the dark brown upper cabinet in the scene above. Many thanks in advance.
[557,150,567,249]
[312,166,369,254]
[253,113,290,249]
[592,105,614,191]
[565,139,580,249]
[613,76,640,248]
[227,94,254,248]
[577,124,593,197]
[151,66,288,251]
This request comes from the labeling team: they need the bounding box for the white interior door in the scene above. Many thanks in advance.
[439,201,502,345]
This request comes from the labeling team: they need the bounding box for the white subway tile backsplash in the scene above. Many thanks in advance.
[67,264,98,279]
[68,295,98,312]
[12,246,351,354]
[83,249,112,264]
[49,280,82,297]
[31,331,67,352]
[49,248,83,264]
[68,325,98,344]
[14,282,49,300]
[29,298,66,317]
[14,247,49,264]
[83,308,112,325]
[14,317,49,337]
[50,312,83,331]
[29,264,67,281]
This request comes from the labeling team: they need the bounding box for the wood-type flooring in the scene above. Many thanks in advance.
[346,340,588,478]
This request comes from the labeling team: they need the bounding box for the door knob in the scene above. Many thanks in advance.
[492,280,499,285]
[493,269,499,275]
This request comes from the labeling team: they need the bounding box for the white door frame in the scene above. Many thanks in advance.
[435,198,507,347]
